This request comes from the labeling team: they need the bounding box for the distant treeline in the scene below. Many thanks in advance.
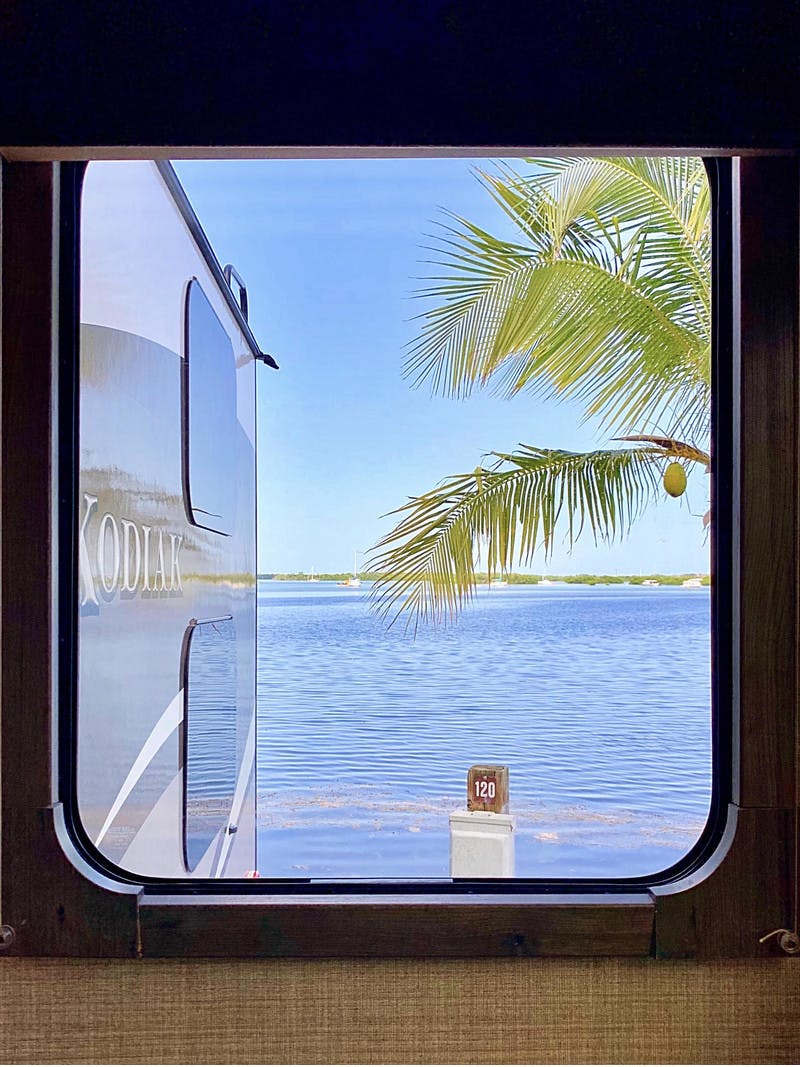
[502,573,711,586]
[258,572,711,586]
[258,572,382,582]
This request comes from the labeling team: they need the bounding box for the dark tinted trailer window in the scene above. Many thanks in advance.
[182,616,239,871]
[184,280,237,534]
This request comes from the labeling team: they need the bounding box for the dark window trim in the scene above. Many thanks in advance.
[60,155,727,895]
[1,152,797,958]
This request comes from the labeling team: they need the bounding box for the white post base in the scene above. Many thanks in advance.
[449,810,515,878]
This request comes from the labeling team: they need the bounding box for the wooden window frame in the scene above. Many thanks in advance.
[1,151,797,958]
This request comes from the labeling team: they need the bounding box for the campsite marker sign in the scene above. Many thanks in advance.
[467,764,509,814]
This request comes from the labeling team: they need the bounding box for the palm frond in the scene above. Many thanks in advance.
[368,443,693,630]
[373,158,713,629]
[404,157,711,440]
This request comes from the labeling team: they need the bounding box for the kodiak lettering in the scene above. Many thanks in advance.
[79,493,183,606]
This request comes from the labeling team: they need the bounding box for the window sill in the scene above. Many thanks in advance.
[138,892,654,957]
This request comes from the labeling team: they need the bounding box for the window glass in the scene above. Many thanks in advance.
[183,617,239,871]
[175,156,713,882]
[184,279,237,535]
[76,157,712,885]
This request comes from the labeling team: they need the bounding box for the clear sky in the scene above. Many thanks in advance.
[174,158,710,577]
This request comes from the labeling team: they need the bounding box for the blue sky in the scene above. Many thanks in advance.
[175,158,710,576]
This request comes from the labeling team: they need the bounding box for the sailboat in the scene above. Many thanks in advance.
[307,567,319,583]
[338,551,362,588]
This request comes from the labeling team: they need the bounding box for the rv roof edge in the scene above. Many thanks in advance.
[154,160,267,362]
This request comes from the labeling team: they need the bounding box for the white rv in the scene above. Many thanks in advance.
[76,162,272,878]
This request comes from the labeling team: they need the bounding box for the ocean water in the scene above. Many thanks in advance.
[256,580,712,879]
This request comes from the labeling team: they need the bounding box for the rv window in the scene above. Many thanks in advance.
[182,616,239,873]
[72,156,716,885]
[184,280,237,535]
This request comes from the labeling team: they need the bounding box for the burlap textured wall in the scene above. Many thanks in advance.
[0,958,798,1064]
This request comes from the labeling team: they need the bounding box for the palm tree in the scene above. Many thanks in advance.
[369,157,711,627]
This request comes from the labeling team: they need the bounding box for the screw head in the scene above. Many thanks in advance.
[0,925,15,949]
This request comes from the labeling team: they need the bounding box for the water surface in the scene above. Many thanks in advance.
[256,580,712,878]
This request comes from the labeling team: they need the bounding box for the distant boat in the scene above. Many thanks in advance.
[308,568,319,583]
[538,578,555,586]
[489,576,508,588]
[642,579,660,587]
[338,551,362,588]
[682,577,703,588]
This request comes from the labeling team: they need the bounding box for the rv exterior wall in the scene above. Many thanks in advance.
[77,162,258,878]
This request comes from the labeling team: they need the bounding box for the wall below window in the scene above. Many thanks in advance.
[0,959,797,1063]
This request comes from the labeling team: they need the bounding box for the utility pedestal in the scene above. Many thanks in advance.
[449,809,515,877]
[450,764,514,877]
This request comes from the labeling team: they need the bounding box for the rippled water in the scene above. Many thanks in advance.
[256,580,712,878]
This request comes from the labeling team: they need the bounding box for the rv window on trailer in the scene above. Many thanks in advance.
[182,616,239,873]
[184,280,237,535]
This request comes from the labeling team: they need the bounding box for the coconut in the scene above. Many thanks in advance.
[663,461,687,497]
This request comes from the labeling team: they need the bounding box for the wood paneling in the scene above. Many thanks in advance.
[1,163,54,815]
[1,958,799,1064]
[140,894,653,958]
[738,157,800,810]
[654,808,793,958]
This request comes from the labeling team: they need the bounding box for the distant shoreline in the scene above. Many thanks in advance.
[258,572,710,587]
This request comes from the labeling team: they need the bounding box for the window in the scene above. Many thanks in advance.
[182,616,239,873]
[184,280,237,536]
[1,153,796,958]
[73,156,716,886]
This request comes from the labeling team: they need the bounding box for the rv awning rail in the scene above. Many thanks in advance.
[155,160,277,369]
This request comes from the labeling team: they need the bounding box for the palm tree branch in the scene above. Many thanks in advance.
[614,434,710,467]
[600,158,711,250]
[488,158,711,300]
[407,253,709,435]
[533,157,710,262]
[368,443,696,630]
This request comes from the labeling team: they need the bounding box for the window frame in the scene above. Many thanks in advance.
[0,151,796,958]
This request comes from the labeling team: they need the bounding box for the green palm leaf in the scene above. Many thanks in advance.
[369,444,686,631]
[371,156,711,628]
[406,157,711,440]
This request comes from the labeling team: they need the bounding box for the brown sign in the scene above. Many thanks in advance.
[467,764,509,813]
